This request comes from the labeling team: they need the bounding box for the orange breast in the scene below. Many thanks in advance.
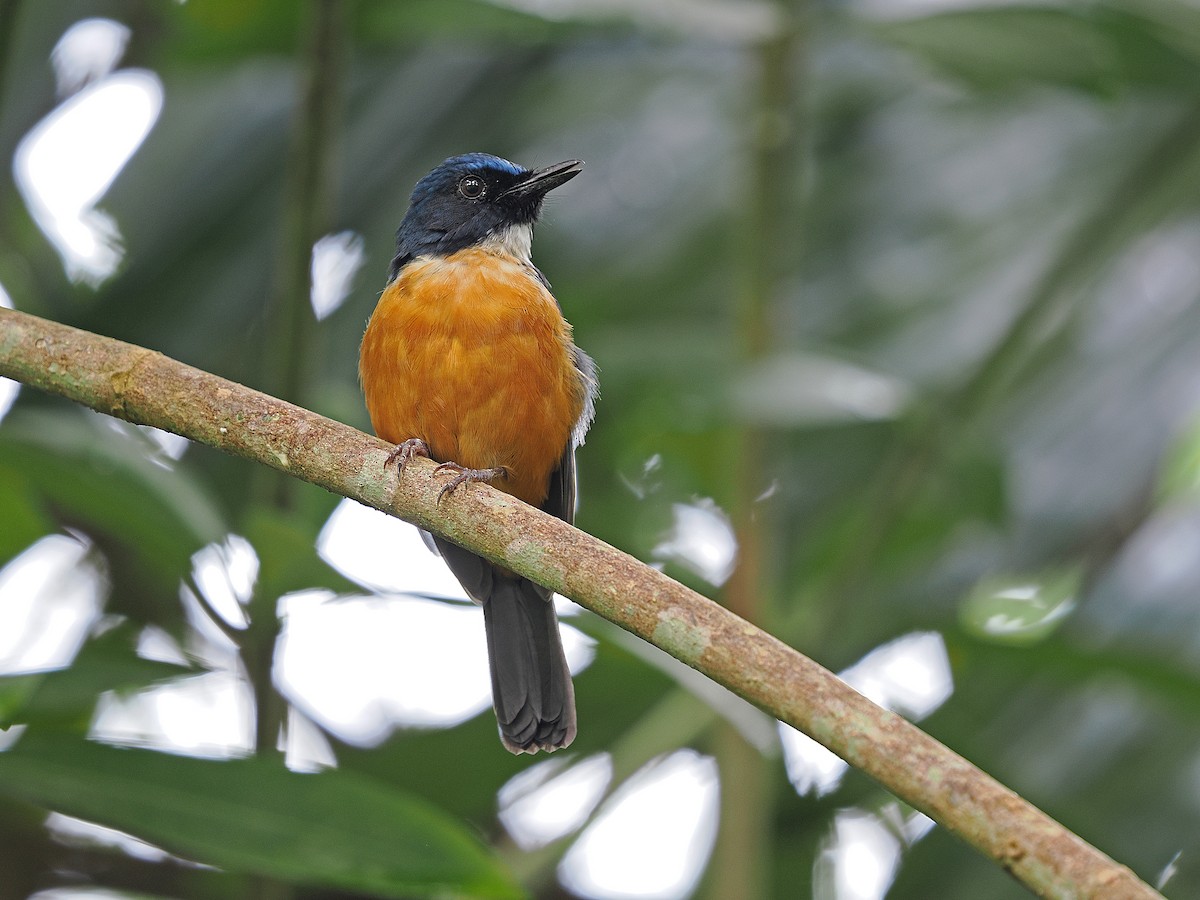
[359,248,584,508]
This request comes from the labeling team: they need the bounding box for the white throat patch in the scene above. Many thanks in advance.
[480,223,533,264]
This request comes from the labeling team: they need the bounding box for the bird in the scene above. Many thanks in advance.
[359,152,597,754]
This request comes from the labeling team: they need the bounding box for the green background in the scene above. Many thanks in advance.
[3,0,1200,897]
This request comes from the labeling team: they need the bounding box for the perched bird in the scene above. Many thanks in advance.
[359,153,596,753]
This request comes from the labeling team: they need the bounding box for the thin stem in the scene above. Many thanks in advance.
[245,0,346,771]
[256,0,346,511]
[183,572,246,645]
[241,18,346,900]
[705,14,804,899]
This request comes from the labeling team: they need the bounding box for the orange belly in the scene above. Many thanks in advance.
[359,248,584,508]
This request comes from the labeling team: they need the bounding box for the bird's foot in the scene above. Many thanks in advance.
[433,462,509,503]
[384,438,430,472]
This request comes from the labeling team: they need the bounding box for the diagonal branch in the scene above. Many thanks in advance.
[0,307,1161,900]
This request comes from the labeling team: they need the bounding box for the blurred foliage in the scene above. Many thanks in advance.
[3,0,1200,898]
[0,734,523,899]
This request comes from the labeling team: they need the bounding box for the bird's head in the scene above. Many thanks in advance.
[390,152,583,279]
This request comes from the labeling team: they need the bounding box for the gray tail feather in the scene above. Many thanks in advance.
[483,576,577,753]
[432,536,576,753]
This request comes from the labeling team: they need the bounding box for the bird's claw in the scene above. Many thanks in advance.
[433,463,509,504]
[385,438,430,472]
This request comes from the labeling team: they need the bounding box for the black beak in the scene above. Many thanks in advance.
[500,159,584,199]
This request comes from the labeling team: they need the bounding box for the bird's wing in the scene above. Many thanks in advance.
[542,443,577,526]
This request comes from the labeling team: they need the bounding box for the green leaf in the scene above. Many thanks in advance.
[0,409,226,557]
[164,0,305,62]
[0,407,228,634]
[0,623,194,730]
[1157,416,1200,503]
[950,631,1200,720]
[0,463,51,565]
[877,7,1118,95]
[959,567,1081,645]
[358,0,579,43]
[875,5,1200,96]
[877,446,1008,574]
[0,679,37,731]
[0,735,525,899]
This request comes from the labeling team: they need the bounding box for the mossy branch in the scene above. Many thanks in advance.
[0,307,1161,900]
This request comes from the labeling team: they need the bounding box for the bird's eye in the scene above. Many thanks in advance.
[458,176,486,200]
